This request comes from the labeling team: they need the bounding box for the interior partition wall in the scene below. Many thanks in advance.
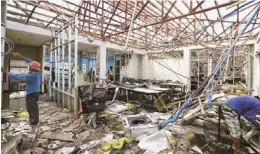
[45,16,78,114]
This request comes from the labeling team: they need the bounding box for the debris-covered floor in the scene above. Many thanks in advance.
[1,94,259,154]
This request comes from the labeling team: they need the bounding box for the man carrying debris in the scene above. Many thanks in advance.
[222,96,260,154]
[1,53,41,126]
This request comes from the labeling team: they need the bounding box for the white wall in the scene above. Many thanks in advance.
[6,20,144,55]
[143,57,186,80]
[121,54,142,79]
[141,48,191,86]
[142,57,187,82]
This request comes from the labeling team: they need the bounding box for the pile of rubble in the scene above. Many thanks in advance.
[2,100,86,154]
[1,93,259,154]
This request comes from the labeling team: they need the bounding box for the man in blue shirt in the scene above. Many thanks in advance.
[2,53,41,125]
[223,96,260,154]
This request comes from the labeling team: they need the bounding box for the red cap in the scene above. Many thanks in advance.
[29,61,41,71]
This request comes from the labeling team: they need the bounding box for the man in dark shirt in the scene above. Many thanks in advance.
[223,96,260,154]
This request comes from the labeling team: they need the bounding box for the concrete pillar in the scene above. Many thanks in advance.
[138,54,142,79]
[96,42,107,83]
[246,46,253,95]
[252,35,260,96]
[184,48,191,91]
[141,54,150,79]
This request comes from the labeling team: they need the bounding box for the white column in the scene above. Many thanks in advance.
[74,16,78,114]
[183,48,191,91]
[68,24,72,111]
[141,54,149,79]
[247,47,253,95]
[61,29,65,107]
[49,46,52,99]
[54,37,58,102]
[57,32,61,104]
[252,35,260,96]
[96,42,107,84]
[138,55,142,79]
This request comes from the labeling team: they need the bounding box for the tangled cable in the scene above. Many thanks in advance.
[1,37,14,56]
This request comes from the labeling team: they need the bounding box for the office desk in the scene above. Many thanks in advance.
[127,88,167,109]
[148,86,170,92]
[160,83,187,92]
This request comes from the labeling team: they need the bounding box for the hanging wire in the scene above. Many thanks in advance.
[1,37,15,56]
[145,52,190,80]
[161,58,184,83]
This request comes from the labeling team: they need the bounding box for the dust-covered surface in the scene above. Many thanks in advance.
[1,94,259,154]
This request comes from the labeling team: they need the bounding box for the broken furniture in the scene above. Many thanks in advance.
[148,86,171,105]
[107,87,128,102]
[83,88,107,113]
[160,82,187,93]
[115,85,141,101]
[79,87,107,127]
[114,87,129,102]
[160,82,187,98]
[107,87,116,101]
[107,84,143,102]
[78,85,92,104]
[241,116,260,153]
[127,88,167,110]
[148,86,170,92]
[123,115,158,140]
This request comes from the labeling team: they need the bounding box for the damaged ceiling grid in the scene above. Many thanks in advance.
[5,0,260,51]
[2,1,260,154]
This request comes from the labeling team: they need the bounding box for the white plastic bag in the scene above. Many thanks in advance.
[138,129,171,153]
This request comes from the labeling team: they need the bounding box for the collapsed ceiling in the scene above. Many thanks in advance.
[5,0,260,51]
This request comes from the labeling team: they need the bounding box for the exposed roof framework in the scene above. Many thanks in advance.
[6,0,260,51]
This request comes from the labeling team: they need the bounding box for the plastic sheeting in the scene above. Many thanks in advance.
[138,129,172,153]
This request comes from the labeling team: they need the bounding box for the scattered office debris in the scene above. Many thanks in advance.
[1,81,260,154]
[2,0,260,153]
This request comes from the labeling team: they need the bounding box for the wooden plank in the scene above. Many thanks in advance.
[41,132,74,142]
